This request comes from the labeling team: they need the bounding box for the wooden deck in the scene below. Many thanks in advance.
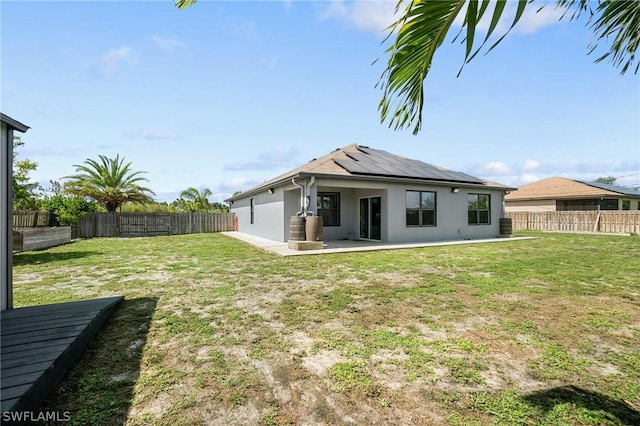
[1,296,123,413]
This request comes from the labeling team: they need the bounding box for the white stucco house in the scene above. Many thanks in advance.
[226,144,514,243]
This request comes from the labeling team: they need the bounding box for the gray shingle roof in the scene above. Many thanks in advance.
[227,144,509,201]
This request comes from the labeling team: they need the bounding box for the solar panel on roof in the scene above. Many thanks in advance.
[358,147,412,167]
[334,159,368,174]
[345,152,371,163]
[335,146,483,184]
[578,180,640,196]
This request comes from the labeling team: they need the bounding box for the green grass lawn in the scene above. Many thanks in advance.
[13,232,640,425]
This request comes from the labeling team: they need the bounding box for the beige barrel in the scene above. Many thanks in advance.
[305,216,323,241]
[289,216,306,241]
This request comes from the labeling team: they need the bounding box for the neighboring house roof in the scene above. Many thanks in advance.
[505,176,640,201]
[227,144,512,201]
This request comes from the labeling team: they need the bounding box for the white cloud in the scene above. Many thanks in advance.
[322,1,562,37]
[523,160,540,171]
[154,189,181,203]
[453,0,565,39]
[99,46,136,77]
[466,158,640,188]
[350,1,397,33]
[520,173,542,184]
[320,0,398,35]
[157,181,250,204]
[218,178,263,194]
[476,161,513,175]
[516,4,566,34]
[152,35,186,53]
[319,0,349,22]
[224,147,302,171]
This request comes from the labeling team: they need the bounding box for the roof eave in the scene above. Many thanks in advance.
[226,172,514,202]
[1,113,30,133]
[225,172,307,202]
[299,172,515,190]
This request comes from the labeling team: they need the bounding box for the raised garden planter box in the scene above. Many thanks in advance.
[12,227,71,252]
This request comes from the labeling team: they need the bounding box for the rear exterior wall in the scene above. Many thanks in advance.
[385,183,505,243]
[232,179,508,243]
[231,187,285,242]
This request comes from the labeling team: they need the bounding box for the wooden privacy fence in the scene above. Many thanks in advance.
[12,210,54,228]
[76,212,236,238]
[509,211,640,234]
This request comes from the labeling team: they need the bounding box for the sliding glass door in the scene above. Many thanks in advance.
[359,196,381,240]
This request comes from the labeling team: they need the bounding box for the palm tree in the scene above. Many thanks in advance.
[176,0,639,135]
[64,154,155,212]
[177,186,213,212]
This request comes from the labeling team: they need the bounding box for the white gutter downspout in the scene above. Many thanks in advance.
[291,177,306,217]
[291,176,316,217]
[305,177,316,216]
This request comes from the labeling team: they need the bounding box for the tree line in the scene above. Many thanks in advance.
[13,137,229,226]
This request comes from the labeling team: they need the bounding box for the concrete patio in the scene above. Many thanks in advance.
[221,231,535,256]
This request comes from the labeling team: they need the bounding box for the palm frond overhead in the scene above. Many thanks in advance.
[175,0,197,10]
[588,0,640,75]
[172,0,639,135]
[378,0,638,134]
[378,0,531,135]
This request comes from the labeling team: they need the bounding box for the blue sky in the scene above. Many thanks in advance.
[2,1,639,203]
